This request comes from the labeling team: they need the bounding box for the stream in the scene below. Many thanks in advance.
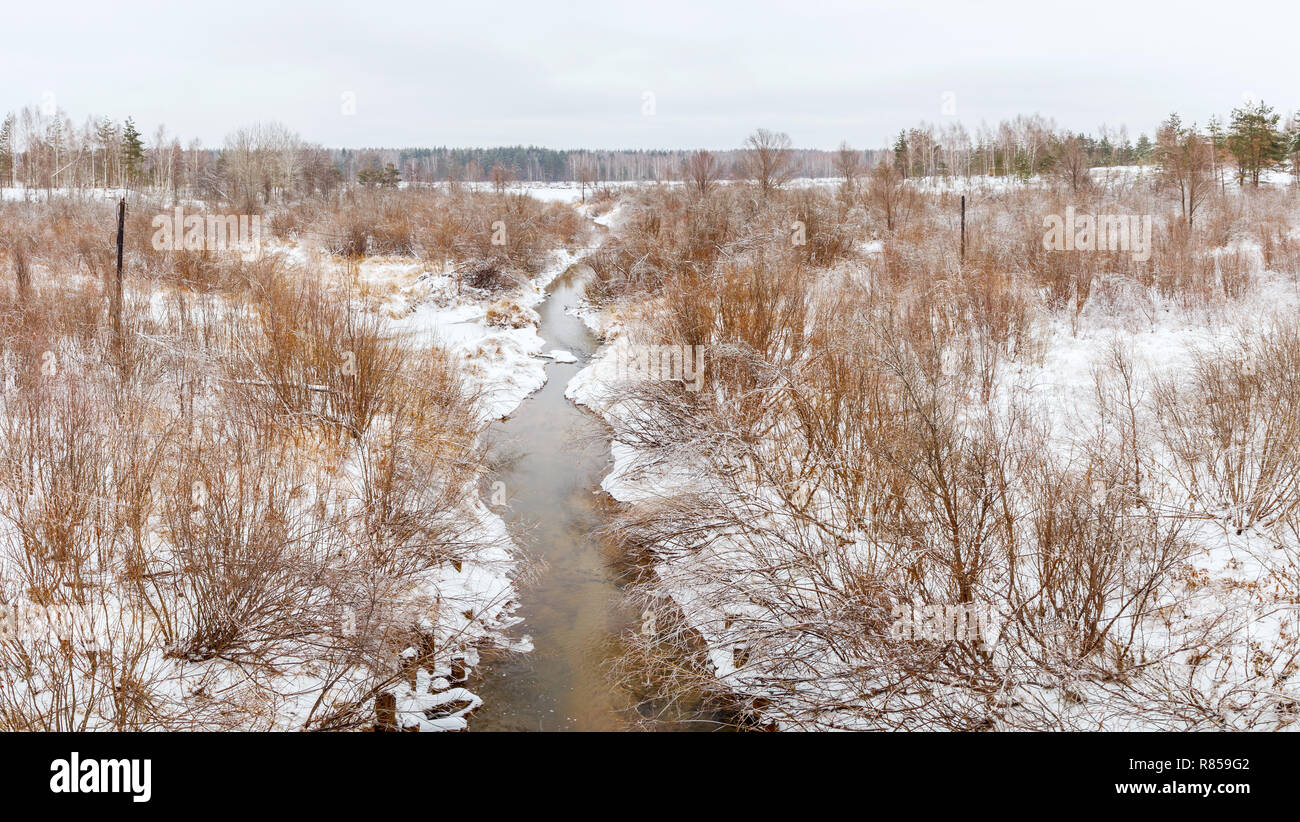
[468,262,636,731]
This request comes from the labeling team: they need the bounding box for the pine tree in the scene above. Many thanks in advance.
[1097,135,1114,166]
[121,117,145,184]
[1227,100,1286,187]
[1134,134,1153,165]
[1286,113,1300,184]
[357,162,401,188]
[1116,134,1134,165]
[95,117,119,187]
[380,162,401,187]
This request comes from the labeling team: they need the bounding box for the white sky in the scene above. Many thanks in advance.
[4,0,1296,150]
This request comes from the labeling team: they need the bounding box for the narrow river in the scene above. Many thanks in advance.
[469,262,636,731]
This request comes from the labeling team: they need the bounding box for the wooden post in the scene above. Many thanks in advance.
[960,195,966,262]
[375,692,397,732]
[113,197,126,340]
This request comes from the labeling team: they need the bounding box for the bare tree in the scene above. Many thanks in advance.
[222,122,302,209]
[742,128,795,197]
[866,157,911,232]
[835,140,863,196]
[570,153,598,203]
[1053,134,1091,192]
[489,162,513,194]
[682,149,721,197]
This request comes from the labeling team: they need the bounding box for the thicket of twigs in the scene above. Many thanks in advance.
[592,174,1300,730]
[269,186,588,286]
[0,186,570,730]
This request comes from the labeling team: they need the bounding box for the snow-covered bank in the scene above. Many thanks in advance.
[272,241,587,423]
[567,235,1300,730]
[326,246,587,727]
[0,220,591,731]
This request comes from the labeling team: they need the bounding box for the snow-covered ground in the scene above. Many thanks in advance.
[0,212,589,730]
[1,186,134,202]
[272,239,590,423]
[567,216,1300,729]
[266,240,596,728]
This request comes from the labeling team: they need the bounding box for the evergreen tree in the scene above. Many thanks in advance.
[1097,135,1114,166]
[1286,113,1300,183]
[95,117,119,187]
[1013,148,1033,181]
[121,117,145,184]
[1116,134,1134,165]
[1227,100,1286,187]
[357,162,401,188]
[1134,134,1153,165]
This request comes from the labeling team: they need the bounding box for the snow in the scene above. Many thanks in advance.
[567,217,1300,729]
[0,220,592,732]
[277,236,601,728]
[1,186,133,202]
[300,244,589,727]
[290,243,586,423]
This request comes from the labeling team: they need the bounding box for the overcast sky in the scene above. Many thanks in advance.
[4,0,1296,150]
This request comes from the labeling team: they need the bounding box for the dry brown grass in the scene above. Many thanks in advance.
[0,190,511,730]
[269,186,589,282]
[592,173,1300,730]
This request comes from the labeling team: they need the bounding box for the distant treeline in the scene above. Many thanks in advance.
[341,146,888,183]
[1,102,1296,203]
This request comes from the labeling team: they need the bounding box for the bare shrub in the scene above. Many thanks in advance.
[1155,322,1300,531]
